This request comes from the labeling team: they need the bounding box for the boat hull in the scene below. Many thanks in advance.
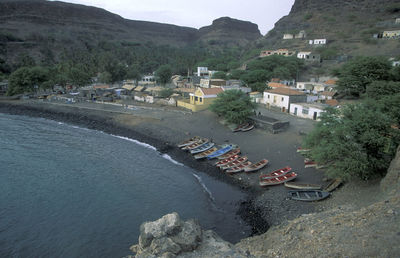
[288,190,330,201]
[284,182,322,190]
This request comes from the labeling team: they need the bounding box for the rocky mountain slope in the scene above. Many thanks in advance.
[0,0,261,64]
[257,0,400,58]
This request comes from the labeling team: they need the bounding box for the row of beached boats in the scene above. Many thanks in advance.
[177,137,332,201]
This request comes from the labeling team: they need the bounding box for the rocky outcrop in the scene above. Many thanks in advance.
[129,212,248,257]
[381,146,400,195]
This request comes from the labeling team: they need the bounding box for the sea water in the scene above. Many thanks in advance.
[0,113,251,257]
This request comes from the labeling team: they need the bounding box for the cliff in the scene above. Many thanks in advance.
[257,0,400,57]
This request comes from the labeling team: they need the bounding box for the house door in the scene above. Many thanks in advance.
[313,112,318,120]
[273,96,277,103]
[294,107,298,115]
[282,107,286,113]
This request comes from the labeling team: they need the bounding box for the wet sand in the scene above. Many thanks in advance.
[0,99,326,235]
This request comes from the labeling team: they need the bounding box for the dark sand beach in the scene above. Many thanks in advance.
[0,99,327,234]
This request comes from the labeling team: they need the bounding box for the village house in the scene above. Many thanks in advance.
[396,18,400,24]
[320,91,338,100]
[268,82,291,89]
[312,83,327,93]
[260,49,295,57]
[309,39,327,45]
[289,103,328,120]
[283,30,306,39]
[383,30,400,38]
[297,52,321,62]
[197,67,208,77]
[199,79,226,88]
[249,91,263,103]
[296,82,314,92]
[177,87,223,112]
[263,88,307,113]
[283,34,294,39]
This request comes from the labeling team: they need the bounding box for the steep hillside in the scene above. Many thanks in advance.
[257,0,400,58]
[0,0,262,65]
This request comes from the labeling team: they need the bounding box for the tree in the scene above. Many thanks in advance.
[249,82,269,92]
[365,81,400,99]
[209,89,256,124]
[228,69,246,80]
[336,57,392,97]
[7,66,49,95]
[126,65,141,82]
[68,66,92,87]
[155,64,172,86]
[304,104,400,181]
[240,70,270,85]
[212,71,227,80]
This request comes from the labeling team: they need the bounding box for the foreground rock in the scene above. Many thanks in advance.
[129,212,249,257]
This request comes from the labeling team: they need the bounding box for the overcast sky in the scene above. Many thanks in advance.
[53,0,295,35]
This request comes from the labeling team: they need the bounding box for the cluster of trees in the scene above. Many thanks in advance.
[209,89,255,124]
[305,56,400,181]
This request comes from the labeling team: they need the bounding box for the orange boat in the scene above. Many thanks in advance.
[217,148,241,160]
[259,166,292,180]
[259,172,297,187]
[215,155,239,167]
[220,156,248,170]
[226,161,252,174]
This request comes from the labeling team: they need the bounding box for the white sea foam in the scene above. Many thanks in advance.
[110,134,157,151]
[192,173,216,203]
[161,154,184,166]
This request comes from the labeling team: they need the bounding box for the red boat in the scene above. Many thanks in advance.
[244,159,269,173]
[217,148,241,160]
[220,156,248,170]
[215,155,239,167]
[304,160,317,168]
[226,161,252,174]
[259,166,292,180]
[259,172,297,187]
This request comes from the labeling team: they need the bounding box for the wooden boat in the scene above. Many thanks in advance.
[217,148,241,160]
[233,123,249,132]
[220,156,248,170]
[259,172,297,187]
[297,147,311,153]
[177,136,200,148]
[304,160,317,168]
[244,159,269,173]
[190,142,215,154]
[284,181,322,190]
[193,147,218,160]
[288,190,330,201]
[226,161,252,174]
[323,178,343,192]
[181,139,208,150]
[207,145,234,159]
[215,155,240,167]
[241,123,254,132]
[259,166,292,180]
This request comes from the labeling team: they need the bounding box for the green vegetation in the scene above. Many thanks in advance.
[159,88,174,98]
[155,64,172,86]
[7,66,49,95]
[304,13,313,21]
[314,46,338,60]
[305,56,400,181]
[212,71,227,80]
[335,57,392,97]
[209,89,256,124]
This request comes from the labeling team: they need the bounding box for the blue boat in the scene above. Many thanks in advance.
[206,145,234,160]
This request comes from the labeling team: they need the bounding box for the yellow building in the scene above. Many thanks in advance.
[383,30,400,38]
[177,87,223,112]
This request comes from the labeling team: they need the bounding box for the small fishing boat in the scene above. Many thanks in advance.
[259,172,297,187]
[323,178,343,192]
[259,166,292,180]
[288,190,330,201]
[284,181,322,190]
[215,155,240,167]
[233,123,249,132]
[297,147,311,153]
[226,161,252,174]
[217,148,241,160]
[193,147,218,160]
[244,159,268,173]
[220,156,248,170]
[304,160,317,168]
[190,142,215,154]
[207,145,234,160]
[181,138,208,150]
[177,136,200,148]
[241,123,254,132]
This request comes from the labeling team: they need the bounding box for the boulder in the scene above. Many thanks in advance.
[170,219,202,252]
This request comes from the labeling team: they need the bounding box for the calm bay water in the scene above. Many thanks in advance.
[0,113,250,258]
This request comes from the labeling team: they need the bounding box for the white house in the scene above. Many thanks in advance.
[296,82,314,91]
[263,88,307,113]
[197,67,208,77]
[290,103,328,120]
[283,34,294,39]
[309,39,327,45]
[312,83,327,93]
[297,51,312,59]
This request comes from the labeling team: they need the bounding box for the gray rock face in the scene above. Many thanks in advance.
[381,146,400,195]
[130,212,249,257]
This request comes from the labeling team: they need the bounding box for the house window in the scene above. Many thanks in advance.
[195,96,198,101]
[281,97,284,101]
[302,108,309,115]
[267,95,270,99]
[199,97,202,102]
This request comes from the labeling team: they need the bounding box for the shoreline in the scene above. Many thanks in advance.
[0,99,323,239]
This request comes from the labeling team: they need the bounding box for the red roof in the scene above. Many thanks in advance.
[326,99,339,106]
[200,87,223,96]
[324,79,337,85]
[265,88,306,96]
